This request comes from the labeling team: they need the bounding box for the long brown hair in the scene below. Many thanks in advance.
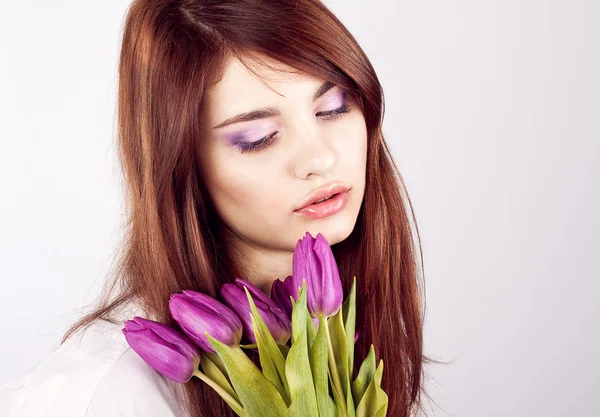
[62,0,443,415]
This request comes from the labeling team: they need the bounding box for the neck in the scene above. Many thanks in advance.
[223,231,293,296]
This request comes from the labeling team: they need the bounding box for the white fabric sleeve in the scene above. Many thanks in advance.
[84,349,186,417]
[0,310,185,417]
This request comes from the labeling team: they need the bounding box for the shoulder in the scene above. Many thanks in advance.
[85,345,187,417]
[0,304,187,417]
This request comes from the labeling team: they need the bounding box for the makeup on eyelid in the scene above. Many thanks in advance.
[224,125,277,146]
[321,90,345,109]
[222,88,349,150]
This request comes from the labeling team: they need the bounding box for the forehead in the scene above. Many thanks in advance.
[202,55,323,122]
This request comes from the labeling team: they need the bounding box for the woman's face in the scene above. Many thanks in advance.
[198,55,367,254]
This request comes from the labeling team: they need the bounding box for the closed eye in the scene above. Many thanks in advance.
[235,103,352,155]
[317,103,351,121]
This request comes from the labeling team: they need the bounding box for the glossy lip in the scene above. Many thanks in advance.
[293,189,350,219]
[294,183,350,211]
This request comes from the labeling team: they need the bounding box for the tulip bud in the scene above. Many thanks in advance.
[292,232,343,318]
[169,290,243,353]
[221,278,292,345]
[272,276,320,330]
[270,275,296,318]
[122,316,200,383]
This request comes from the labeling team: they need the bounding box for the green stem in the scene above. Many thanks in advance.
[192,368,248,417]
[323,319,349,417]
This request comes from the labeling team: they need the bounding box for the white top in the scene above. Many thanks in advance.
[0,303,189,417]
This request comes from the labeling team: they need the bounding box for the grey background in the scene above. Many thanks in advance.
[1,1,598,416]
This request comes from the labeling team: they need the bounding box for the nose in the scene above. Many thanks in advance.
[292,127,339,179]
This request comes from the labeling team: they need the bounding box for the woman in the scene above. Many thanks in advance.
[0,0,436,416]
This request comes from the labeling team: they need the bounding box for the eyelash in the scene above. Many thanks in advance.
[236,104,351,155]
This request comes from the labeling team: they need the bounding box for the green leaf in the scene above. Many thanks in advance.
[207,334,288,417]
[245,287,291,405]
[290,283,308,343]
[328,304,355,416]
[204,351,229,379]
[279,344,290,358]
[307,313,318,349]
[351,345,376,405]
[285,280,319,417]
[343,277,357,378]
[355,360,388,417]
[200,354,239,404]
[309,315,337,417]
[328,371,345,417]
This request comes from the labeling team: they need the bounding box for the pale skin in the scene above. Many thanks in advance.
[198,54,368,295]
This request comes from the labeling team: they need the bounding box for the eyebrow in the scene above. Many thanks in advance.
[211,80,336,129]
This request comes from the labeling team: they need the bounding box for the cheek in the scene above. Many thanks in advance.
[334,115,368,214]
[338,115,368,169]
[201,152,289,226]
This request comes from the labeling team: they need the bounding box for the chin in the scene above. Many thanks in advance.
[290,188,362,249]
[296,213,357,247]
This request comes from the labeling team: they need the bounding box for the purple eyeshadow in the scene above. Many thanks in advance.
[323,90,345,109]
[220,88,349,148]
[224,127,268,146]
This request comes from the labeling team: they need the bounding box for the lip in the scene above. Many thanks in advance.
[294,183,351,219]
[295,183,350,210]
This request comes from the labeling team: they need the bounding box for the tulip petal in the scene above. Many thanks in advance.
[314,233,343,317]
[130,316,199,362]
[221,279,291,345]
[182,290,243,334]
[221,283,256,344]
[169,294,242,353]
[234,278,282,314]
[292,232,343,318]
[124,318,145,332]
[270,276,296,318]
[122,327,196,383]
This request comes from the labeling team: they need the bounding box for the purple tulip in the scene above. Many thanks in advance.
[122,316,200,383]
[169,290,243,353]
[270,275,296,318]
[292,232,343,318]
[272,276,320,330]
[221,278,292,345]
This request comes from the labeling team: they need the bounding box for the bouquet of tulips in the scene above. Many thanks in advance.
[122,232,388,417]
